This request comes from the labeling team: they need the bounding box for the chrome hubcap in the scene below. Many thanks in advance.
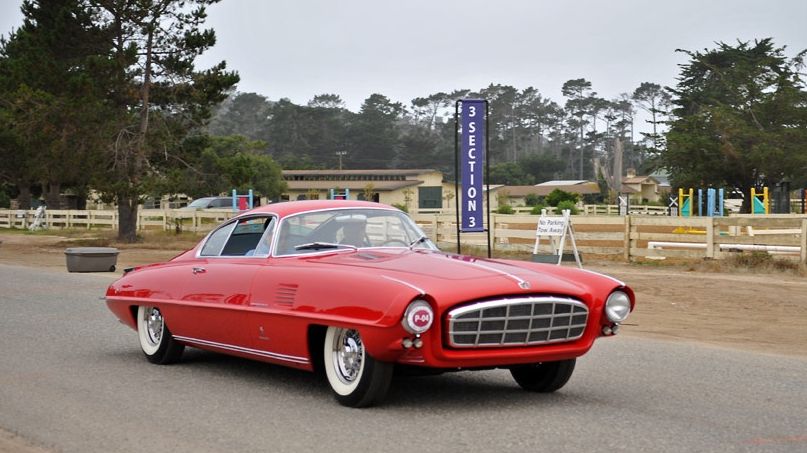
[145,307,164,346]
[333,329,363,384]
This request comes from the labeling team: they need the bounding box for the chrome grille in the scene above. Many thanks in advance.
[447,296,588,348]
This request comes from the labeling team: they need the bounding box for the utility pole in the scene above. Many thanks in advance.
[335,151,347,170]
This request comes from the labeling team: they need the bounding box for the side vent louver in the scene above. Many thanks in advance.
[276,283,298,306]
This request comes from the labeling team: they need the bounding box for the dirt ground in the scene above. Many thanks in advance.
[1,231,806,359]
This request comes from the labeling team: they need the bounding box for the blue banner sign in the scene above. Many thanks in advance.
[460,99,486,232]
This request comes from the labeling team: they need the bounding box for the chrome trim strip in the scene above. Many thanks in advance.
[381,275,426,295]
[456,259,529,289]
[578,268,626,287]
[172,335,309,365]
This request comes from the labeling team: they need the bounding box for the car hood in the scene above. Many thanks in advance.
[302,249,600,302]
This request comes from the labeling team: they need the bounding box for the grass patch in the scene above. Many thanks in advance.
[56,237,112,247]
[688,251,801,275]
[118,230,203,250]
[723,251,800,273]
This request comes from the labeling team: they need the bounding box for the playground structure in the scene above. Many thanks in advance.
[677,188,725,217]
[231,189,254,211]
[329,188,350,200]
[675,186,807,216]
[750,187,769,215]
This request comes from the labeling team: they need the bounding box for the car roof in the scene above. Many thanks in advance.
[240,200,397,219]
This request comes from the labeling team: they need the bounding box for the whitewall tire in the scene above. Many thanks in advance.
[323,326,393,407]
[137,306,184,364]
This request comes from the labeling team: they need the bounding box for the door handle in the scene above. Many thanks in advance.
[192,267,206,275]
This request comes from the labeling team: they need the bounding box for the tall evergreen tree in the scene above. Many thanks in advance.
[91,0,239,241]
[663,39,807,212]
[0,0,110,208]
[348,94,403,168]
[632,82,671,153]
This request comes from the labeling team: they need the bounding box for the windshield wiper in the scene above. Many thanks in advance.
[408,235,429,250]
[294,242,356,251]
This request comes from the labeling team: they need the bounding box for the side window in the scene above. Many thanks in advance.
[252,217,276,256]
[213,198,231,208]
[221,217,273,256]
[200,222,237,256]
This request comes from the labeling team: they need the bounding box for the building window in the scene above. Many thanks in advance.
[418,187,442,209]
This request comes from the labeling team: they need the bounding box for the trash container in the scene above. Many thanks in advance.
[65,247,119,272]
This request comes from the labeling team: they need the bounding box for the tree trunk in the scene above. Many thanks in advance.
[44,182,61,209]
[117,193,138,242]
[17,186,32,210]
[739,184,753,214]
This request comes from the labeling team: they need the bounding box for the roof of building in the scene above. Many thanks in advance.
[622,175,660,185]
[535,180,591,186]
[283,169,437,177]
[495,186,546,197]
[533,183,600,196]
[285,180,423,191]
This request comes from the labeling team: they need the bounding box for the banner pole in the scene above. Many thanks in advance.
[485,100,491,258]
[454,100,461,254]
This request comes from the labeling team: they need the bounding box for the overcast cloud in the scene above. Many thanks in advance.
[2,0,805,111]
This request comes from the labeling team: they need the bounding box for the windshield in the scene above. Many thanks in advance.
[187,198,212,208]
[275,208,436,256]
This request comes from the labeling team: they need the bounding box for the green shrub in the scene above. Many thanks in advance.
[0,189,9,209]
[546,189,579,207]
[530,204,547,215]
[524,193,544,207]
[497,204,514,214]
[556,200,578,214]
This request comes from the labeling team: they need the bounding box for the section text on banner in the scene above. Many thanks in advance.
[459,99,486,232]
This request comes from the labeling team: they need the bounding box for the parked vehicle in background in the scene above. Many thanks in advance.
[181,196,234,210]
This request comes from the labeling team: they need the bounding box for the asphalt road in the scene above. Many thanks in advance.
[1,263,806,453]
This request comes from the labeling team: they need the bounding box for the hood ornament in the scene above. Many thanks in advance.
[519,281,531,290]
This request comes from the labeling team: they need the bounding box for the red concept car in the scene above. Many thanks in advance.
[106,200,635,407]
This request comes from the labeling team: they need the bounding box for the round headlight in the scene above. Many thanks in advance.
[605,291,631,323]
[402,300,434,334]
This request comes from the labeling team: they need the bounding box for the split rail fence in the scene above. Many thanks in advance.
[1,208,805,267]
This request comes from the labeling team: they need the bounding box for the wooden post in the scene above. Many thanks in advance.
[706,218,715,259]
[623,215,631,261]
[490,213,498,252]
[800,219,806,272]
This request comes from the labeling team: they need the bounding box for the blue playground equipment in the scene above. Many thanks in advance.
[678,188,724,217]
[329,188,350,200]
[232,189,254,211]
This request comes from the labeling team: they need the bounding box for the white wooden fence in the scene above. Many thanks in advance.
[1,208,805,268]
[0,209,236,232]
[410,213,807,268]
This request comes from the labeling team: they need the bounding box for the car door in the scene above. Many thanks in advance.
[171,216,275,351]
[243,260,312,369]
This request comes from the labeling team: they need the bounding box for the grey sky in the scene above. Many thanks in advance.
[2,0,806,113]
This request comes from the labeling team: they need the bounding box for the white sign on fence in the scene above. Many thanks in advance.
[533,209,582,268]
[536,216,567,236]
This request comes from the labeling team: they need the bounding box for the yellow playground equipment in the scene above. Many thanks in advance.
[750,187,769,214]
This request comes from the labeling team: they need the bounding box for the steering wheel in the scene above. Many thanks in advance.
[379,239,409,247]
